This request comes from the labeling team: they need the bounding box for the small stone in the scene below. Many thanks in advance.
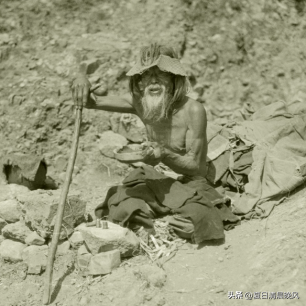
[212,281,226,293]
[54,155,68,172]
[69,231,84,249]
[2,221,33,243]
[22,245,48,274]
[218,257,224,262]
[0,239,26,262]
[79,222,140,257]
[224,244,231,250]
[25,231,45,246]
[290,17,299,26]
[88,75,101,84]
[75,222,87,230]
[193,84,204,96]
[88,249,121,275]
[77,252,92,271]
[79,296,90,305]
[134,264,167,288]
[73,166,80,176]
[78,244,90,255]
[56,240,70,255]
[0,33,10,44]
[58,38,68,48]
[77,245,92,274]
[92,84,108,96]
[0,199,22,223]
[0,217,7,234]
[58,172,66,183]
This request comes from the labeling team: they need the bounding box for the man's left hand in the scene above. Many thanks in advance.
[141,142,165,166]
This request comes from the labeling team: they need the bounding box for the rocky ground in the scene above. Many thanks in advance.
[0,0,306,305]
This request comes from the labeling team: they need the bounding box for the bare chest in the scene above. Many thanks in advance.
[144,111,189,154]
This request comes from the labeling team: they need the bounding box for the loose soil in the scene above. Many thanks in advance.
[0,1,305,305]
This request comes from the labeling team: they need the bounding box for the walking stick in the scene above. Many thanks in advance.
[43,105,82,305]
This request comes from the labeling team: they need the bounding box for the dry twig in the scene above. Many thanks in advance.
[136,219,185,264]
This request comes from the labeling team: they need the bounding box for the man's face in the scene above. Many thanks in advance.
[139,67,174,122]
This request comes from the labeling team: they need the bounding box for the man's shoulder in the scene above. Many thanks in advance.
[183,96,207,117]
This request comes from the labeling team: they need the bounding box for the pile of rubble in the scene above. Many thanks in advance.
[0,183,85,273]
[0,181,142,276]
[0,150,177,280]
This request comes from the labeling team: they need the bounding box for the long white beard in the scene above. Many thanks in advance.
[141,85,172,122]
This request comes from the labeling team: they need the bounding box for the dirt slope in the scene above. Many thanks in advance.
[0,0,306,305]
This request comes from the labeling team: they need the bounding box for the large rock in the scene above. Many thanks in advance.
[0,184,30,202]
[2,153,47,190]
[0,199,22,223]
[88,249,121,275]
[56,240,70,255]
[69,231,84,249]
[2,221,33,243]
[98,131,128,158]
[22,245,48,274]
[0,217,7,233]
[25,231,45,246]
[79,222,140,257]
[0,239,26,262]
[17,190,86,240]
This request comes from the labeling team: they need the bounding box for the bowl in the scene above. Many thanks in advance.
[114,144,144,163]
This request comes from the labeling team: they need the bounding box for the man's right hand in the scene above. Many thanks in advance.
[71,75,91,108]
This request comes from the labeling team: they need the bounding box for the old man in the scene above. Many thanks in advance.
[72,43,238,243]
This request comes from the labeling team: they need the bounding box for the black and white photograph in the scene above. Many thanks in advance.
[0,0,305,305]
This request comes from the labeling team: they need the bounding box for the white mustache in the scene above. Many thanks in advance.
[148,84,161,90]
[145,84,165,96]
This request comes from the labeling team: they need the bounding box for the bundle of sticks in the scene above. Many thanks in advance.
[137,219,185,264]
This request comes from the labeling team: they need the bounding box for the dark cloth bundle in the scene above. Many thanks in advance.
[95,165,240,244]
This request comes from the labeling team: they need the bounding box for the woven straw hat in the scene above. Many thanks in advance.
[126,43,187,77]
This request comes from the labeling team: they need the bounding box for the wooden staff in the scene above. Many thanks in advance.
[43,105,82,305]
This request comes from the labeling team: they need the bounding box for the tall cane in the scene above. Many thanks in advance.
[43,105,82,305]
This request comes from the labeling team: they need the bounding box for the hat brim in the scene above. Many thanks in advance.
[126,55,187,76]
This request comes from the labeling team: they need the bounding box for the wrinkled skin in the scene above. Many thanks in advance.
[71,74,91,107]
[71,67,207,178]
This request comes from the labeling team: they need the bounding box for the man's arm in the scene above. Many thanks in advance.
[86,93,137,114]
[162,101,207,177]
[71,73,136,114]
